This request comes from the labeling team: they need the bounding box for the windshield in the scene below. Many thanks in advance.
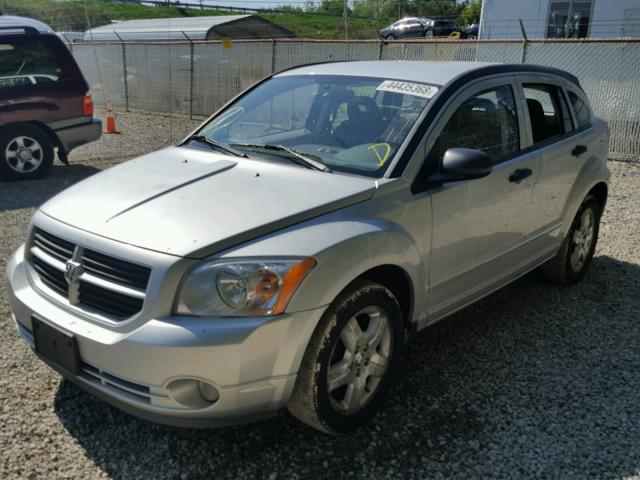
[196,74,437,177]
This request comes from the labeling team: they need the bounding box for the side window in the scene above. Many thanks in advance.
[568,91,591,129]
[429,85,520,163]
[523,84,570,143]
[0,37,61,90]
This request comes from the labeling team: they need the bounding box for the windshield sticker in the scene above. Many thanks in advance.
[376,80,439,99]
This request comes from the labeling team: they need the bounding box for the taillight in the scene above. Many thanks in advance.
[83,94,94,116]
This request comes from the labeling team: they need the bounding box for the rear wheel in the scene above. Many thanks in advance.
[0,125,53,181]
[540,194,601,284]
[288,280,403,433]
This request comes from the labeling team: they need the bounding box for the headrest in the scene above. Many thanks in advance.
[527,98,545,120]
[347,96,380,122]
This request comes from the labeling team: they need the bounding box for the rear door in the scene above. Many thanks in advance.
[404,19,425,37]
[425,76,540,317]
[516,75,600,249]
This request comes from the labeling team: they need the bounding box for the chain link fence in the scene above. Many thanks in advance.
[68,38,640,161]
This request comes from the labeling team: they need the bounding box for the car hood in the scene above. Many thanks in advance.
[40,147,376,258]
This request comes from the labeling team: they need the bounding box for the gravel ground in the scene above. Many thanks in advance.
[1,112,640,479]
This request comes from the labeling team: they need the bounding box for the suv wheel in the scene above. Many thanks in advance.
[0,125,54,181]
[425,29,434,38]
[540,194,601,284]
[288,280,403,433]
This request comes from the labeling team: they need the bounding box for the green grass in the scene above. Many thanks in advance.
[0,0,383,39]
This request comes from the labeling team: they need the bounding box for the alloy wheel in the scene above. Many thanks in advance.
[5,136,44,174]
[569,207,595,271]
[327,306,392,415]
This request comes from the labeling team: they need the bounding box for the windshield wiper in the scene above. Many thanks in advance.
[184,135,248,158]
[231,143,332,172]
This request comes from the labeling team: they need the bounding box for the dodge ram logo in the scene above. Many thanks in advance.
[64,261,84,285]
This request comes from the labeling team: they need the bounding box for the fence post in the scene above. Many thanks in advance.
[519,19,529,64]
[114,32,130,112]
[182,31,195,119]
[271,39,277,74]
[378,39,384,60]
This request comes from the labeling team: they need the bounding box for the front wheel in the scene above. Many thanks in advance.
[288,280,404,433]
[0,125,54,181]
[539,194,601,284]
[425,29,434,38]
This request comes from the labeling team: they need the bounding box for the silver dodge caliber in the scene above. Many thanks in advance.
[6,61,610,433]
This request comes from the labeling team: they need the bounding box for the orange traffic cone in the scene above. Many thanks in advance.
[105,100,119,134]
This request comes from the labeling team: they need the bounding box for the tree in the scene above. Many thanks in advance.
[460,0,482,26]
[316,0,350,16]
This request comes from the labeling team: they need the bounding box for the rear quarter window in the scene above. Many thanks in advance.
[0,37,63,91]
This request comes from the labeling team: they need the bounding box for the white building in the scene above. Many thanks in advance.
[479,0,640,39]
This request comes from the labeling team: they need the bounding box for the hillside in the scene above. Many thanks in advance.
[0,0,382,39]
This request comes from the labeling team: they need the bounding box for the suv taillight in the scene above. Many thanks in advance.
[83,94,94,116]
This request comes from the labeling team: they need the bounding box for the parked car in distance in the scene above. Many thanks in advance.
[462,23,479,39]
[0,16,101,181]
[6,61,610,433]
[380,17,459,40]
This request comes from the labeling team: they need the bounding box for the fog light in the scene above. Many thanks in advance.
[198,381,220,402]
[167,378,220,408]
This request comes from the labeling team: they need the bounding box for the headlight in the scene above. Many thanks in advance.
[175,258,316,317]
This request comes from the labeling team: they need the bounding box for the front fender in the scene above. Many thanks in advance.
[219,213,426,320]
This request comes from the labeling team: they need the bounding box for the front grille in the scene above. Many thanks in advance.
[29,228,150,321]
[32,256,68,297]
[33,228,74,263]
[81,249,150,290]
[78,281,144,319]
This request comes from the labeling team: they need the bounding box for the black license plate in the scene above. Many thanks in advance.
[32,317,80,375]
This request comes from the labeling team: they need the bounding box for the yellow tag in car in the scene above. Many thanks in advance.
[222,37,232,49]
[368,143,392,167]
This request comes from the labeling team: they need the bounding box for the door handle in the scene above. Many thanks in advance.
[572,145,588,157]
[509,168,532,184]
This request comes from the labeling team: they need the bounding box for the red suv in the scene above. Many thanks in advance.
[0,16,101,180]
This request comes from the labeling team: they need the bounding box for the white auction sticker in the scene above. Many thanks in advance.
[376,80,439,99]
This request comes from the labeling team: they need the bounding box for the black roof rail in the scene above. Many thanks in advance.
[0,25,41,36]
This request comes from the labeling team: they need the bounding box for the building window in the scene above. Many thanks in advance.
[546,0,593,39]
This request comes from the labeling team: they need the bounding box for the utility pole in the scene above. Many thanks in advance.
[398,0,402,19]
[344,0,349,41]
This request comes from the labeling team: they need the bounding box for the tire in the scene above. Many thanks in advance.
[0,125,54,181]
[539,194,601,284]
[425,29,434,38]
[287,280,404,433]
[386,34,396,41]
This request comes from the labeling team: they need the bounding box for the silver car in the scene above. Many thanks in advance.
[5,61,610,433]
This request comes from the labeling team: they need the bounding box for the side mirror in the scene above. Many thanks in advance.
[427,148,493,187]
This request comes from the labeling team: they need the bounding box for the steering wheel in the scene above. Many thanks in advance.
[330,132,348,148]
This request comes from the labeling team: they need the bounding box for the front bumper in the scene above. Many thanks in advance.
[55,118,102,154]
[5,245,324,428]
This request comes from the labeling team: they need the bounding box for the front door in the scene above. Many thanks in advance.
[425,79,539,319]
